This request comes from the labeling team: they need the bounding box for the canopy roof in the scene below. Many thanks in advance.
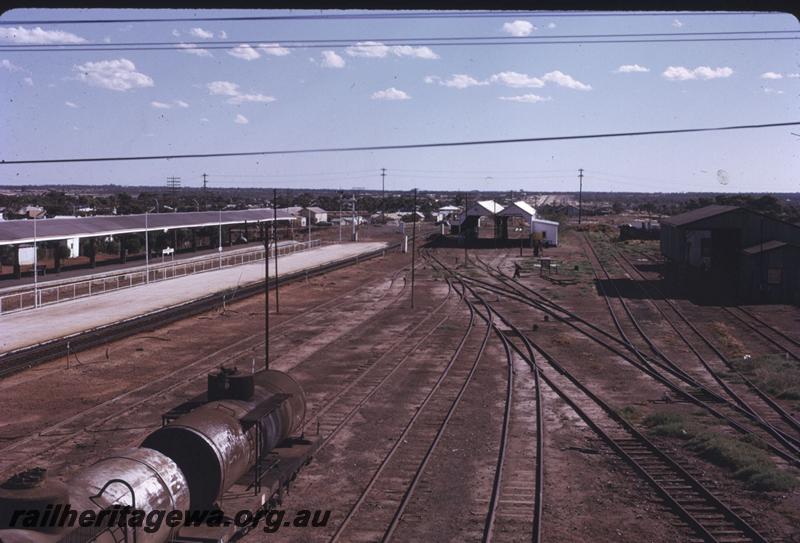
[0,208,295,246]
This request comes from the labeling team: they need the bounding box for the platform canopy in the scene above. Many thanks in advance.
[498,200,536,219]
[0,208,296,246]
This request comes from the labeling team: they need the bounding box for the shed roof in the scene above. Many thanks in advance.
[498,200,536,218]
[468,200,504,216]
[741,240,794,255]
[305,206,327,214]
[0,208,295,246]
[660,205,739,227]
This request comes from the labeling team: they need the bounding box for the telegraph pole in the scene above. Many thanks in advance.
[268,221,269,369]
[338,190,343,242]
[381,168,386,222]
[273,189,280,314]
[411,188,417,309]
[578,168,584,225]
[463,192,469,267]
[351,192,357,241]
[202,173,208,209]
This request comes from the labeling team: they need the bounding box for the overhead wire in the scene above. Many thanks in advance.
[1,29,795,49]
[3,121,798,166]
[0,11,768,26]
[3,35,797,53]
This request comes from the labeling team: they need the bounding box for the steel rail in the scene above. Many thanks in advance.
[383,280,494,542]
[429,253,766,543]
[468,255,800,466]
[607,243,800,437]
[329,291,478,542]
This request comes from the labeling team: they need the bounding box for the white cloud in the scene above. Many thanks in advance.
[541,70,592,90]
[227,93,275,105]
[103,36,111,43]
[615,64,650,73]
[547,22,557,29]
[321,50,345,68]
[172,29,180,37]
[0,26,86,44]
[73,58,154,91]
[207,80,275,104]
[234,114,249,124]
[371,87,411,100]
[346,41,390,58]
[189,27,214,39]
[390,45,439,59]
[177,43,212,57]
[346,41,438,59]
[502,20,535,37]
[23,77,33,86]
[1,59,25,72]
[258,43,291,56]
[499,94,551,103]
[489,71,544,88]
[207,80,240,96]
[228,44,260,61]
[200,117,210,123]
[763,87,784,95]
[65,101,78,108]
[788,73,800,78]
[760,72,783,80]
[672,18,683,28]
[151,101,171,109]
[662,66,733,80]
[174,100,189,108]
[426,74,487,89]
[218,31,227,39]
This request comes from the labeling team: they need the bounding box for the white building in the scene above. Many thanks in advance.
[303,206,328,224]
[531,218,559,247]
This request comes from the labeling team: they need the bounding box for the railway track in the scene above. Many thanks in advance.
[0,259,414,477]
[329,284,494,542]
[429,252,767,543]
[591,238,800,443]
[465,254,800,467]
[0,243,399,379]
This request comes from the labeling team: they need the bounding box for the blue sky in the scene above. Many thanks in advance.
[0,9,798,193]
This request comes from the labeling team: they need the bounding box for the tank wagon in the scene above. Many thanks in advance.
[0,368,311,543]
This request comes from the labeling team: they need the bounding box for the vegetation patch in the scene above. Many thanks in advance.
[643,409,796,491]
[709,322,747,358]
[732,354,800,402]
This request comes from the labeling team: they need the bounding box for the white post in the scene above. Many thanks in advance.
[145,211,150,284]
[33,215,38,308]
[218,210,223,268]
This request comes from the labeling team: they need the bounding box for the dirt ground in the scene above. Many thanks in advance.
[0,220,798,542]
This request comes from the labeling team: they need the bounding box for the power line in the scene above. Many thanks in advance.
[3,121,798,166]
[0,11,766,26]
[4,35,797,53]
[2,29,794,49]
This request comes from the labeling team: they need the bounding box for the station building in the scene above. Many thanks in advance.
[660,205,800,303]
[0,208,295,279]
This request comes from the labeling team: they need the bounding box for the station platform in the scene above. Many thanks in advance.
[0,242,389,353]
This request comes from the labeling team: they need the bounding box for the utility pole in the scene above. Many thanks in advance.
[351,192,357,242]
[411,188,417,309]
[273,188,279,314]
[381,168,386,222]
[578,168,584,225]
[268,221,269,369]
[167,177,181,209]
[338,190,343,242]
[463,191,469,267]
[202,173,208,209]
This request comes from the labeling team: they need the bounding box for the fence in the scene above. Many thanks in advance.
[0,239,321,316]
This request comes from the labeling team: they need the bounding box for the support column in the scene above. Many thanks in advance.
[88,238,97,268]
[54,241,62,273]
[119,235,128,263]
[12,245,21,279]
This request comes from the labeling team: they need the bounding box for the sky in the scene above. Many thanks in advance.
[0,9,798,193]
